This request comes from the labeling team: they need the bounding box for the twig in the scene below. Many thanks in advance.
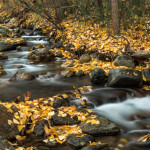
[8,71,18,82]
[0,71,18,88]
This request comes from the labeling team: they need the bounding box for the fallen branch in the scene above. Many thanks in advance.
[0,71,18,88]
[8,71,18,82]
[125,50,150,59]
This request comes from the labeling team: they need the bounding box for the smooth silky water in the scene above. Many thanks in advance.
[0,31,149,150]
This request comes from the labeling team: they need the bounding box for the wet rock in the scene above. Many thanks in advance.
[0,136,15,150]
[142,69,150,83]
[22,29,33,36]
[16,46,31,51]
[66,134,94,148]
[108,69,143,87]
[80,115,120,136]
[114,55,135,68]
[52,114,80,126]
[34,122,45,136]
[81,143,108,150]
[90,68,106,84]
[16,73,35,81]
[7,17,18,28]
[61,70,74,77]
[14,27,24,36]
[46,139,60,147]
[0,52,8,60]
[0,67,6,76]
[0,25,10,37]
[10,105,18,113]
[0,39,26,51]
[51,41,63,49]
[0,104,19,139]
[75,70,84,77]
[53,99,67,108]
[9,65,24,69]
[79,54,91,63]
[27,48,55,63]
[61,60,74,68]
[54,51,63,57]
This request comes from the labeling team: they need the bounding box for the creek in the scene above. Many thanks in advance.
[0,29,150,150]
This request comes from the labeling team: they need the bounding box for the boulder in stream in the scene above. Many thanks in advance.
[0,39,26,51]
[80,115,120,136]
[0,52,8,60]
[142,69,150,83]
[16,73,35,81]
[108,69,143,87]
[66,134,94,148]
[27,48,55,63]
[0,25,10,37]
[0,64,6,76]
[52,114,80,126]
[90,68,106,84]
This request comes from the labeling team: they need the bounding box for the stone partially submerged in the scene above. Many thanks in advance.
[0,39,26,51]
[80,115,120,136]
[27,48,55,63]
[108,69,143,87]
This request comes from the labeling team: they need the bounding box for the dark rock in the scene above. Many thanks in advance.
[54,51,63,57]
[0,52,8,60]
[81,143,108,150]
[46,139,60,147]
[34,122,45,136]
[4,18,10,24]
[114,55,135,68]
[0,136,15,150]
[10,105,18,113]
[75,70,84,77]
[0,68,6,76]
[16,46,31,51]
[142,69,150,83]
[0,39,26,51]
[0,26,10,37]
[51,41,63,49]
[61,70,74,78]
[9,65,24,69]
[66,134,94,148]
[90,68,106,84]
[79,54,91,63]
[52,114,80,126]
[80,115,120,136]
[16,73,35,81]
[27,48,55,63]
[61,60,74,68]
[108,69,143,87]
[0,104,19,139]
[53,99,67,108]
[22,29,33,36]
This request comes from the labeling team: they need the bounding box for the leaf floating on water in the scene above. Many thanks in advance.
[137,133,150,143]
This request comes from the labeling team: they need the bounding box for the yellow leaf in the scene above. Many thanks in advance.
[17,125,25,132]
[8,120,13,125]
[13,118,20,124]
[44,125,50,135]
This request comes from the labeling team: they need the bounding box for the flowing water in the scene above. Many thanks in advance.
[0,30,150,149]
[0,31,91,101]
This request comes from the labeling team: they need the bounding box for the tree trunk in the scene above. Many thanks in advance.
[111,0,120,35]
